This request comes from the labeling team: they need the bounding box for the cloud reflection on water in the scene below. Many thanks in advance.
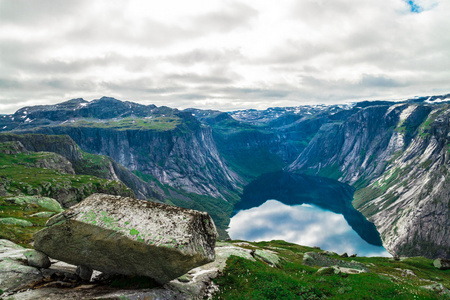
[228,200,391,257]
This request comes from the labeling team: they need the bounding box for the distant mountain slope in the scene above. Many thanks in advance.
[2,94,450,257]
[288,102,450,258]
[186,104,354,181]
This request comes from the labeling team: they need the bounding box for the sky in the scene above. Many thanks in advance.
[228,200,391,257]
[0,0,449,114]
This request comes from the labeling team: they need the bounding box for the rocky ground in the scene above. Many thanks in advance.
[0,239,276,299]
[1,238,449,299]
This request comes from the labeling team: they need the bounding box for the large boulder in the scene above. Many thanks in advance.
[33,193,218,284]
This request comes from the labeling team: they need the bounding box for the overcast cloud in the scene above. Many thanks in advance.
[0,0,449,113]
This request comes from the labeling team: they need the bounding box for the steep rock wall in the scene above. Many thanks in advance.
[28,125,240,200]
[288,103,449,258]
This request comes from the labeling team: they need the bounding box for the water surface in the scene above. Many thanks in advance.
[229,171,390,257]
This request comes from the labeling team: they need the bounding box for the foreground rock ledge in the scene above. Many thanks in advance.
[33,193,218,284]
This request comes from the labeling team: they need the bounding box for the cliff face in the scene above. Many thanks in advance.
[288,103,450,258]
[353,105,450,259]
[30,123,239,200]
[3,96,450,257]
[0,98,240,200]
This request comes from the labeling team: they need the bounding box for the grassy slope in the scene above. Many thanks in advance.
[0,150,132,201]
[0,197,50,247]
[213,240,450,300]
[62,116,181,131]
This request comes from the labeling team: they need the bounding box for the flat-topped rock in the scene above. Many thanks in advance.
[33,193,218,284]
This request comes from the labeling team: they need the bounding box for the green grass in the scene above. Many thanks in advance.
[0,147,133,206]
[0,197,50,247]
[213,240,450,300]
[418,109,444,138]
[63,116,181,131]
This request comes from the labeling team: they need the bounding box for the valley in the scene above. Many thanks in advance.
[1,95,449,260]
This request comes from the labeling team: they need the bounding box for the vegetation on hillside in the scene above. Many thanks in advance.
[0,141,133,206]
[62,116,181,131]
[213,240,450,299]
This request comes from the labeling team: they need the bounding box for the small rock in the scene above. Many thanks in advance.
[322,250,337,256]
[177,274,193,283]
[350,254,357,258]
[433,258,450,270]
[6,196,64,213]
[333,266,364,275]
[41,268,80,282]
[316,267,334,275]
[76,265,93,281]
[24,250,51,268]
[0,240,43,292]
[340,252,348,258]
[0,217,33,227]
[395,268,416,277]
[421,283,450,296]
[254,249,280,267]
[29,211,56,218]
[303,251,368,272]
[303,252,314,264]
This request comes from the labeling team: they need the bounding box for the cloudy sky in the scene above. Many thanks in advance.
[0,0,449,113]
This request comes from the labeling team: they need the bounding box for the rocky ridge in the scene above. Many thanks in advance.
[0,97,240,201]
[2,95,450,258]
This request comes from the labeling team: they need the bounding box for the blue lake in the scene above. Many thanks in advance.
[228,171,390,257]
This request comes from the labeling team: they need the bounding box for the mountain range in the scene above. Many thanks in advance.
[1,94,449,258]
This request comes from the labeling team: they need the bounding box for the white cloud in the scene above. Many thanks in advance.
[228,200,391,257]
[0,0,449,113]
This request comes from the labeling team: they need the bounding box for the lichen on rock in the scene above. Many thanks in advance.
[33,193,218,284]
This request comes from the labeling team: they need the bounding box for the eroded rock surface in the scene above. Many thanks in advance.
[7,241,276,300]
[0,240,43,293]
[34,193,218,284]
